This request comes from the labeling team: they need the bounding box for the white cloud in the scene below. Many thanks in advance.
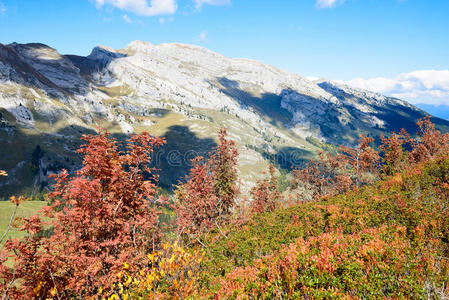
[342,70,449,105]
[159,15,173,25]
[196,30,208,41]
[316,0,344,9]
[0,1,6,13]
[122,14,132,22]
[194,0,230,10]
[95,0,177,16]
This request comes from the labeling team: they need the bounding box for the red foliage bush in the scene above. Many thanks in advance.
[340,135,381,185]
[215,225,443,299]
[379,128,410,175]
[409,116,449,163]
[249,164,281,214]
[0,131,166,298]
[174,128,239,242]
[292,150,356,200]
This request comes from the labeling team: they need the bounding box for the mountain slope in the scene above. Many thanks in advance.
[1,41,448,197]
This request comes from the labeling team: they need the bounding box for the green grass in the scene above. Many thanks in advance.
[0,200,46,243]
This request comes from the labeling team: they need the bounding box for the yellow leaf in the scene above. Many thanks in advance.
[124,275,132,286]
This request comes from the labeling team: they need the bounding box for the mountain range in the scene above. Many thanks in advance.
[1,40,448,197]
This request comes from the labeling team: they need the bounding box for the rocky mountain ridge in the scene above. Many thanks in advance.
[1,40,447,197]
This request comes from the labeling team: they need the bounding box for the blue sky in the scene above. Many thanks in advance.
[0,0,448,105]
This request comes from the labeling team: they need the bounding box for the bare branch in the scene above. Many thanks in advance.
[47,266,62,300]
[0,204,19,245]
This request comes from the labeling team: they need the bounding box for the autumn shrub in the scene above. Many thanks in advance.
[291,135,380,201]
[215,225,448,299]
[0,131,166,298]
[249,164,282,214]
[409,116,449,163]
[292,150,355,200]
[174,128,239,244]
[379,128,410,175]
[339,135,381,185]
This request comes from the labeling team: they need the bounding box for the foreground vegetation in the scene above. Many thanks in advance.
[0,117,448,299]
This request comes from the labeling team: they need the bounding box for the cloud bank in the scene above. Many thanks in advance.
[341,70,449,105]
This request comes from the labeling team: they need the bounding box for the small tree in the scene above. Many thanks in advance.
[0,131,166,298]
[293,136,382,200]
[379,117,449,175]
[211,128,240,215]
[250,165,282,214]
[340,135,381,186]
[379,129,410,175]
[292,151,353,200]
[174,156,220,239]
[409,116,449,163]
[175,128,239,243]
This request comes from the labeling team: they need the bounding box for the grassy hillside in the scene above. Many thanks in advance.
[0,200,46,243]
[198,157,449,298]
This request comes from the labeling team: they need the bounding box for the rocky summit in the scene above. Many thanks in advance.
[0,41,448,197]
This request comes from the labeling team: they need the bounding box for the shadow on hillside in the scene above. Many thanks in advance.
[214,77,449,147]
[245,143,313,171]
[0,121,97,198]
[275,147,314,170]
[148,108,171,118]
[66,49,126,77]
[155,125,217,189]
[213,77,361,145]
[0,121,217,198]
[73,124,217,190]
[373,102,449,134]
[214,77,293,127]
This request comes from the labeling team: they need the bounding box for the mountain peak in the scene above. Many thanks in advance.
[88,45,124,63]
[8,42,62,61]
[124,40,154,53]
